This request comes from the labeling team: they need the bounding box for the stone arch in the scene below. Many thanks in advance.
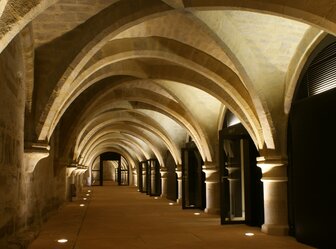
[44,40,262,150]
[75,110,181,165]
[85,146,135,173]
[81,125,165,166]
[34,0,173,140]
[78,121,172,165]
[84,144,136,169]
[71,86,210,162]
[78,133,146,163]
[284,30,327,114]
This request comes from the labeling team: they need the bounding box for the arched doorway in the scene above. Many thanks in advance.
[91,152,129,186]
[181,140,206,210]
[219,111,263,226]
[288,35,336,248]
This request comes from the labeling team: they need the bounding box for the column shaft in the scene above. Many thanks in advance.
[203,164,220,215]
[257,157,289,235]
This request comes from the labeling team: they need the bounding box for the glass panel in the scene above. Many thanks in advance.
[223,138,245,221]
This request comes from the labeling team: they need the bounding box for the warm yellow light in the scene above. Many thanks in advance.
[169,202,174,206]
[87,190,91,193]
[83,197,87,200]
[57,239,68,243]
[154,197,158,200]
[245,232,254,236]
[194,212,201,216]
[80,204,85,207]
[86,194,90,196]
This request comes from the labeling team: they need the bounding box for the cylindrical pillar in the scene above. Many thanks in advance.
[160,168,168,198]
[176,166,182,204]
[132,170,137,187]
[257,157,289,235]
[203,163,220,215]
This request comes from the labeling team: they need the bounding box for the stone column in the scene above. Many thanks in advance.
[66,167,77,201]
[132,169,138,187]
[202,163,220,214]
[20,142,50,228]
[160,167,168,198]
[176,165,182,204]
[257,156,289,235]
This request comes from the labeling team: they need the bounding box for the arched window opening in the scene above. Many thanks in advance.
[295,35,336,99]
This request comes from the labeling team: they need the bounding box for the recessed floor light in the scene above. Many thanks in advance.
[154,197,158,199]
[57,239,68,243]
[169,202,174,206]
[83,197,87,200]
[245,232,255,236]
[194,212,201,216]
[80,204,85,207]
[86,194,90,196]
[87,190,91,193]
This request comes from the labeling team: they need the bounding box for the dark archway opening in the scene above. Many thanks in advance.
[91,152,129,186]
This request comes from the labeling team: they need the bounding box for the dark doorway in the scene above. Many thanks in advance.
[165,151,178,201]
[288,36,336,248]
[219,118,263,226]
[91,152,129,186]
[181,141,206,210]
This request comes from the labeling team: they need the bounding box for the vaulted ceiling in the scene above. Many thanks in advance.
[0,0,330,169]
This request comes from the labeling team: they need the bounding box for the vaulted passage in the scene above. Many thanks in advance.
[2,1,336,248]
[28,184,311,249]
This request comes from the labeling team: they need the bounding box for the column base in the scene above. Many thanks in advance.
[176,198,182,204]
[261,224,289,235]
[204,207,220,215]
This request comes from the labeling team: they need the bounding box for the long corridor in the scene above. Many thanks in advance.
[28,183,314,249]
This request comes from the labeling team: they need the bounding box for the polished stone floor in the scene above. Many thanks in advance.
[28,182,315,249]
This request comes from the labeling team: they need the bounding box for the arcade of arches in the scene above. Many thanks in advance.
[1,1,336,248]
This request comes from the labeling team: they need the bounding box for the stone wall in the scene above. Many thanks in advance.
[0,33,66,248]
[0,33,25,247]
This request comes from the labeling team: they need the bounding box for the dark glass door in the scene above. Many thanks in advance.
[181,144,205,209]
[149,159,161,196]
[219,128,263,226]
[117,159,129,186]
[139,161,147,193]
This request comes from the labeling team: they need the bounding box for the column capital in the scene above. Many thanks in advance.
[257,156,288,182]
[202,162,219,183]
[160,167,168,178]
[175,165,182,178]
[24,142,50,173]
